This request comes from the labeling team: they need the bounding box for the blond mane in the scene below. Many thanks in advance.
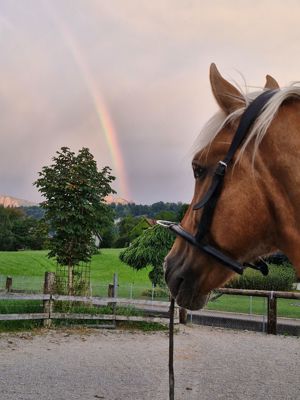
[196,83,300,162]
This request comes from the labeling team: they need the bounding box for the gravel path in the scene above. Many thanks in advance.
[0,326,299,400]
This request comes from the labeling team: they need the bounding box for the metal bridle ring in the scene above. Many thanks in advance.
[156,220,176,228]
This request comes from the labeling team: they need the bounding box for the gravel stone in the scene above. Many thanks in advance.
[0,326,299,400]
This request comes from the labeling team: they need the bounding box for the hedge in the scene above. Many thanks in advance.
[226,263,296,291]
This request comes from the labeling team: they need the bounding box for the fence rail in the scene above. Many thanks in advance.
[0,292,178,326]
[216,288,300,334]
[217,288,300,299]
[0,313,49,321]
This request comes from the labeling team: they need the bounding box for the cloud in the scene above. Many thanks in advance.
[1,0,300,203]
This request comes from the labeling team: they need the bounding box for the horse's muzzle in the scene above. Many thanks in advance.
[164,259,209,310]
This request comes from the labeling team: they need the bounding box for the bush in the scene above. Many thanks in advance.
[119,225,174,287]
[226,263,296,291]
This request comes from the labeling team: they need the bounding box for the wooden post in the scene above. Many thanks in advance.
[107,274,118,318]
[267,292,277,335]
[113,273,118,298]
[43,272,55,328]
[108,284,114,297]
[179,307,187,324]
[6,276,12,293]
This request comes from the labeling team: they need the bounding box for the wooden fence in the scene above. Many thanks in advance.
[216,288,300,334]
[0,273,179,327]
[1,274,299,334]
[0,293,178,327]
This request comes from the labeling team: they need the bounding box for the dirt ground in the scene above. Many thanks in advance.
[0,325,299,400]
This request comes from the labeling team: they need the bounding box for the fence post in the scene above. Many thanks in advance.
[43,272,55,328]
[130,283,133,299]
[179,307,187,324]
[107,274,118,319]
[249,296,253,315]
[267,292,277,335]
[113,273,118,298]
[6,276,12,293]
[108,284,114,297]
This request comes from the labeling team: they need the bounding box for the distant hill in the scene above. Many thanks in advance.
[0,195,38,208]
[0,194,131,208]
[104,195,131,205]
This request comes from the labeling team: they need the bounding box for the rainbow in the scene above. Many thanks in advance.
[44,2,131,200]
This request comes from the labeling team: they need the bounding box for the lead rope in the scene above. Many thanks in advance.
[169,297,175,400]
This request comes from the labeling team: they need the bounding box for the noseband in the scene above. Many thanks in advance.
[158,90,278,276]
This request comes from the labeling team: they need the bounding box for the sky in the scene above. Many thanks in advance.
[1,0,300,204]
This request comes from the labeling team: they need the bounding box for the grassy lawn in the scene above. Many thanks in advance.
[91,249,151,286]
[0,249,151,286]
[206,295,300,319]
[0,249,153,297]
[0,250,57,276]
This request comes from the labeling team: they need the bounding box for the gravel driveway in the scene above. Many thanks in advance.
[0,325,299,400]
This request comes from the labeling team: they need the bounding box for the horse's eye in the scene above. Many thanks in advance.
[193,165,206,179]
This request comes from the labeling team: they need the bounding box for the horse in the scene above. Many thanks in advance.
[163,63,300,310]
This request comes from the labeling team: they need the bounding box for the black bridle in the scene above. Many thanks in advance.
[158,89,278,276]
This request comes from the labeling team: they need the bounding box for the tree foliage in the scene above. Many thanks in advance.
[34,147,115,267]
[114,215,144,247]
[0,206,47,250]
[20,206,44,220]
[154,210,177,222]
[119,225,175,286]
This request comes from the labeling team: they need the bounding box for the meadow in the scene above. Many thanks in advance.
[0,249,151,286]
[0,249,154,299]
[207,294,300,319]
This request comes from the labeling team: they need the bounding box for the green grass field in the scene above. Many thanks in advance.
[207,294,300,319]
[0,249,153,298]
[0,249,151,285]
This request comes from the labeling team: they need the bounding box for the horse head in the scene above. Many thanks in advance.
[164,63,298,310]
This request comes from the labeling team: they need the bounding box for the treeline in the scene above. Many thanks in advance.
[0,206,48,251]
[0,201,188,251]
[109,201,186,219]
[22,202,187,221]
[20,206,44,220]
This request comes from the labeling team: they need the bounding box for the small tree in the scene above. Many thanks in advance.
[34,147,115,293]
[119,225,175,287]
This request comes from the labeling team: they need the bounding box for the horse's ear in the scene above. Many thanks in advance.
[264,75,280,90]
[210,63,245,114]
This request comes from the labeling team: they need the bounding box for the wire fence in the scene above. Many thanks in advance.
[0,274,45,294]
[0,274,169,301]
